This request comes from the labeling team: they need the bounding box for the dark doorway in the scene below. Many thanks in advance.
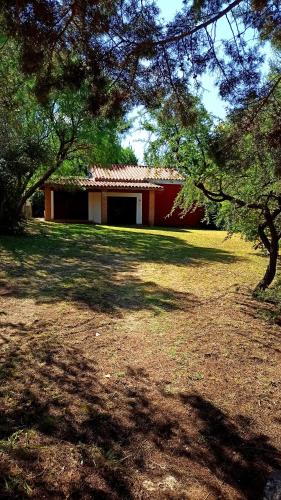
[107,196,136,225]
[54,191,88,220]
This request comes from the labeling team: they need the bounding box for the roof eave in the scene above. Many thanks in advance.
[42,182,163,191]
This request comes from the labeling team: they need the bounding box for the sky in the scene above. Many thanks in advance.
[122,0,227,162]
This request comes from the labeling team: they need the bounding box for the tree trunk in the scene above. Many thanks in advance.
[254,238,279,292]
[0,195,25,234]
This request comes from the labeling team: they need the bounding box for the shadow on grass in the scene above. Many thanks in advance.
[244,285,281,324]
[229,292,281,355]
[0,327,279,499]
[0,222,245,313]
[177,394,280,499]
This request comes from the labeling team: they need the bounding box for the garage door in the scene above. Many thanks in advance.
[107,196,136,225]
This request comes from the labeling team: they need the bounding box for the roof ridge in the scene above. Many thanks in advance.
[90,163,178,171]
[47,165,184,184]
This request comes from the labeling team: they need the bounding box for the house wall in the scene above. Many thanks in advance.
[154,184,203,226]
[44,185,203,227]
[102,192,142,224]
[89,192,101,223]
[93,186,203,226]
[87,189,151,225]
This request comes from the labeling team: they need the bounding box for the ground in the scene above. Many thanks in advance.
[0,221,280,499]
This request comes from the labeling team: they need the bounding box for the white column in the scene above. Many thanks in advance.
[88,192,102,223]
[136,193,142,224]
[88,192,94,221]
[51,190,54,220]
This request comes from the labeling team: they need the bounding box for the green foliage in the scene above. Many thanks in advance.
[1,0,280,112]
[0,40,137,232]
[144,92,211,170]
[145,82,281,242]
[0,115,49,232]
[144,93,214,216]
[144,81,281,289]
[0,1,163,117]
[56,119,137,177]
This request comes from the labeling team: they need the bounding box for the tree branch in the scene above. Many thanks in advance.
[155,0,243,46]
[20,134,76,206]
[195,181,263,209]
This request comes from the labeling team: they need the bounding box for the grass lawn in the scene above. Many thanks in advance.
[0,221,281,499]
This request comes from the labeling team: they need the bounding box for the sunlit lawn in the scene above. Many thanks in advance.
[0,221,265,310]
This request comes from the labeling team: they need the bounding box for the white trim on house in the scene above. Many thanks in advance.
[105,192,142,225]
[88,192,102,223]
[51,190,54,220]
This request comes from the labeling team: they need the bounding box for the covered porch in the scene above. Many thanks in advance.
[44,186,158,226]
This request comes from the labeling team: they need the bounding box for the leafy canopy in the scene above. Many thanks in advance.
[0,40,137,232]
[144,79,281,290]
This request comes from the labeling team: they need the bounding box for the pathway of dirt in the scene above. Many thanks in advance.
[1,284,281,499]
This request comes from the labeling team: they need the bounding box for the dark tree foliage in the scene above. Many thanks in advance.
[0,39,138,234]
[1,1,280,115]
[0,0,163,117]
[0,125,48,233]
[159,0,281,108]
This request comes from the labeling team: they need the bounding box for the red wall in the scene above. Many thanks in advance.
[102,186,203,227]
[154,184,203,227]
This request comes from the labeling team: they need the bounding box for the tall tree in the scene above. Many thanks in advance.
[55,119,137,177]
[144,82,281,291]
[156,0,281,109]
[0,42,136,233]
[1,1,280,113]
[0,0,163,116]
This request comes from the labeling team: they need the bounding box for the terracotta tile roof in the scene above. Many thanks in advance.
[44,178,163,190]
[43,164,183,191]
[91,164,183,182]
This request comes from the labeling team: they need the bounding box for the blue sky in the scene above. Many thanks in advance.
[122,0,269,162]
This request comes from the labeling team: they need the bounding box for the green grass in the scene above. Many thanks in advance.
[0,221,265,314]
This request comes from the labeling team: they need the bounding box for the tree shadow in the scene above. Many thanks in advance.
[177,393,281,500]
[0,222,245,313]
[231,293,281,355]
[0,324,280,498]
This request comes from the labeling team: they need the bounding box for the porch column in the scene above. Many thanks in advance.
[101,191,108,224]
[136,193,142,224]
[88,192,94,221]
[148,190,155,226]
[88,192,102,223]
[51,190,54,220]
[44,187,52,221]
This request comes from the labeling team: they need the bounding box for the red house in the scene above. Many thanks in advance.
[43,164,203,227]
